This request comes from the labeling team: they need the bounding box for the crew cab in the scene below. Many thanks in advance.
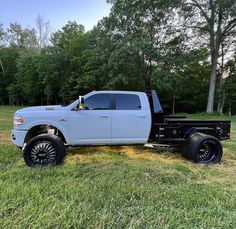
[12,90,231,167]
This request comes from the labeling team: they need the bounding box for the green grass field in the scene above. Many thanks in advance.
[0,106,236,228]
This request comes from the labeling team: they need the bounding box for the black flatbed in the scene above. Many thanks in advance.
[148,90,231,143]
[164,118,230,124]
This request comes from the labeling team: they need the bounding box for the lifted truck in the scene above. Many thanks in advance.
[12,90,231,167]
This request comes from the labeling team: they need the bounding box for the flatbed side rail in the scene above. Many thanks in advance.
[153,120,231,143]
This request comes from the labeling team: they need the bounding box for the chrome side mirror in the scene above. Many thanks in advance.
[79,96,84,105]
[71,96,86,111]
[78,96,86,110]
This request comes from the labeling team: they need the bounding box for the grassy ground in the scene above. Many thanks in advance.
[0,106,236,228]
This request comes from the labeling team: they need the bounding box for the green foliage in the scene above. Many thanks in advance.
[180,0,236,113]
[37,47,71,104]
[0,47,19,104]
[6,23,38,49]
[0,0,236,113]
[0,24,5,46]
[224,58,236,114]
[51,21,85,49]
[104,0,174,92]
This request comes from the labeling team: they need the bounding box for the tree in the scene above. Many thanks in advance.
[0,24,5,76]
[216,43,227,114]
[68,31,103,93]
[6,22,38,49]
[0,47,19,104]
[223,57,236,115]
[35,14,52,49]
[10,51,44,105]
[181,0,236,113]
[153,44,209,114]
[92,18,144,91]
[36,47,71,104]
[51,21,85,49]
[105,0,178,93]
[0,24,5,46]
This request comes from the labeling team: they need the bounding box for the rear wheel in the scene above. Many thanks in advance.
[23,134,66,167]
[183,132,223,163]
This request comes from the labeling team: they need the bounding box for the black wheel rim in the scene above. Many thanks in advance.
[198,140,217,163]
[30,141,56,166]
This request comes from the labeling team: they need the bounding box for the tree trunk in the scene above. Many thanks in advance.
[0,58,5,72]
[206,55,218,113]
[144,58,153,95]
[55,96,58,105]
[217,84,225,114]
[206,5,222,113]
[95,74,99,90]
[140,54,152,95]
[41,96,43,105]
[217,44,225,114]
[172,92,175,115]
[218,96,225,114]
[144,74,152,95]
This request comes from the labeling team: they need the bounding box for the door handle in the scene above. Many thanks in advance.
[99,115,109,118]
[137,115,146,118]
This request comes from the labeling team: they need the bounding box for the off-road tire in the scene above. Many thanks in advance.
[23,134,66,167]
[183,132,223,164]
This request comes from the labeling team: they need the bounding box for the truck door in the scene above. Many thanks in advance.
[112,93,151,144]
[68,93,112,145]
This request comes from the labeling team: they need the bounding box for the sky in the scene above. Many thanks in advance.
[1,0,111,31]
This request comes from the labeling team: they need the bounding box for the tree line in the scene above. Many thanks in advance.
[0,0,236,114]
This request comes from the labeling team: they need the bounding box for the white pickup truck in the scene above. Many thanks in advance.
[12,90,230,166]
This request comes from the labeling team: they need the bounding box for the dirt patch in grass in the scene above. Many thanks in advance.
[66,146,186,165]
[65,145,236,187]
[196,165,236,188]
[0,133,11,144]
[66,145,236,164]
[119,146,184,163]
[196,176,236,188]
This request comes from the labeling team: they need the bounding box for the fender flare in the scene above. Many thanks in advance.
[183,127,220,140]
[183,128,198,140]
[24,120,70,144]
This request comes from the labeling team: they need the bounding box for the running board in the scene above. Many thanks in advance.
[144,143,178,152]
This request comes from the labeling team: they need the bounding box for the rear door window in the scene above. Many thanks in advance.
[115,94,141,110]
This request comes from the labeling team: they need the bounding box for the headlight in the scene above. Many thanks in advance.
[14,115,24,127]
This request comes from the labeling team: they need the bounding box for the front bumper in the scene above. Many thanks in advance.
[11,129,28,147]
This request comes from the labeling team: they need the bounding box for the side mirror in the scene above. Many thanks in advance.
[79,96,84,105]
[71,97,85,111]
[78,96,86,110]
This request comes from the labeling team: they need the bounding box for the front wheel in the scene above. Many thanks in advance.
[182,132,223,164]
[23,134,66,167]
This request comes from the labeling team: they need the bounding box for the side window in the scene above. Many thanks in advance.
[115,94,141,110]
[84,93,112,110]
